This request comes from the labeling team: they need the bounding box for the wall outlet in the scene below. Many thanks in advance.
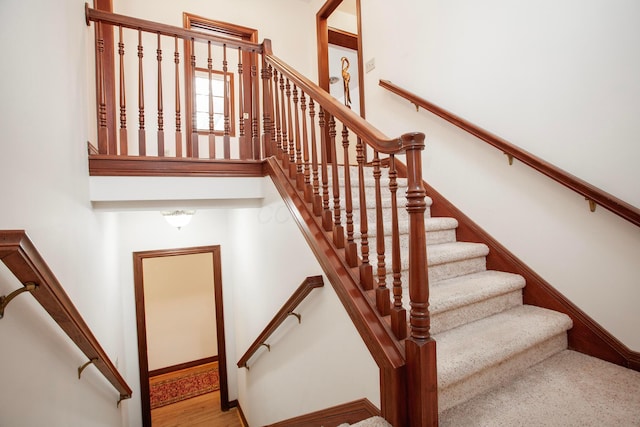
[365,58,375,73]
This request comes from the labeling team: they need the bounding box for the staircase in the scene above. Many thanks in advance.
[337,164,573,414]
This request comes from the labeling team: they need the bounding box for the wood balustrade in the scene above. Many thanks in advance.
[86,6,263,160]
[87,7,435,425]
[0,230,132,403]
[379,79,640,228]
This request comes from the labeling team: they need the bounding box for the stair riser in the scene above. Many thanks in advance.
[430,290,523,335]
[355,228,457,253]
[358,240,484,278]
[439,333,568,412]
[429,257,486,283]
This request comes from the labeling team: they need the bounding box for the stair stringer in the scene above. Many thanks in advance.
[264,157,410,426]
[395,161,640,371]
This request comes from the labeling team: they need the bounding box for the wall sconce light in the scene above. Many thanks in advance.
[161,210,195,230]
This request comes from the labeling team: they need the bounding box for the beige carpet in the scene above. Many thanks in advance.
[346,350,640,426]
[334,166,640,426]
[440,350,640,426]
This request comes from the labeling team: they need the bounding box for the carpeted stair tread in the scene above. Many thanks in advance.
[374,241,488,282]
[330,165,404,188]
[430,270,525,314]
[427,242,489,266]
[350,213,457,239]
[348,189,433,211]
[435,305,572,390]
[428,271,525,334]
[338,416,391,427]
[439,350,640,426]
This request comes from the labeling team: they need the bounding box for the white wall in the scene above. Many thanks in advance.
[115,209,235,426]
[228,180,379,426]
[359,0,640,350]
[112,0,317,80]
[0,0,128,425]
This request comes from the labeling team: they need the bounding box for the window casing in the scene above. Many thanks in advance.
[194,68,235,136]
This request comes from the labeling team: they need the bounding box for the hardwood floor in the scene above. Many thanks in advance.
[151,391,244,427]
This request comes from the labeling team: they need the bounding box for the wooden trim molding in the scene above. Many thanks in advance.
[133,245,230,427]
[86,7,262,52]
[328,27,358,50]
[0,230,132,400]
[148,355,218,378]
[265,398,380,427]
[237,275,324,369]
[379,79,640,228]
[88,155,264,177]
[394,161,640,372]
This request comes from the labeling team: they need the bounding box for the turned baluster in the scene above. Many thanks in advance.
[237,47,245,154]
[261,62,273,157]
[285,79,295,174]
[117,26,128,156]
[292,86,303,187]
[319,108,332,231]
[223,45,231,159]
[300,92,312,202]
[156,34,164,157]
[373,151,390,315]
[308,99,322,216]
[272,69,283,158]
[250,52,259,159]
[174,36,182,158]
[356,135,372,289]
[96,22,108,153]
[280,75,290,170]
[329,116,344,249]
[137,29,146,156]
[389,154,406,339]
[342,125,357,267]
[207,41,216,159]
[189,38,198,158]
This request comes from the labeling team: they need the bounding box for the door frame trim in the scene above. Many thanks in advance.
[133,245,229,427]
[316,0,365,118]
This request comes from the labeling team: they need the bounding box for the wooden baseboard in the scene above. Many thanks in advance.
[395,161,640,372]
[149,356,218,378]
[265,398,380,427]
[234,401,249,427]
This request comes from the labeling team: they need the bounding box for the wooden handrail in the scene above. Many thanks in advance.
[379,79,640,228]
[0,230,132,402]
[263,41,423,155]
[85,5,263,53]
[237,275,324,369]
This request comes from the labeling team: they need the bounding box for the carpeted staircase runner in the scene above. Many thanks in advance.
[330,165,640,425]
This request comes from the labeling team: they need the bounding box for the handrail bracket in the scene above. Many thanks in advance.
[78,358,99,379]
[504,152,514,166]
[287,311,302,323]
[0,282,37,319]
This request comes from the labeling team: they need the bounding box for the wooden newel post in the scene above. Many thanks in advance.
[402,132,438,427]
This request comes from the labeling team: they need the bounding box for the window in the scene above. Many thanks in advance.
[194,68,234,135]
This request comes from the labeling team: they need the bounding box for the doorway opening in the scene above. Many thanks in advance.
[316,0,365,118]
[133,245,229,427]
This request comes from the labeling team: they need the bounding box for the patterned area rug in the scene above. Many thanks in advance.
[150,362,220,409]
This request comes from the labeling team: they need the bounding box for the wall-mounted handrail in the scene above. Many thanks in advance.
[0,230,132,403]
[379,79,640,228]
[237,275,324,369]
